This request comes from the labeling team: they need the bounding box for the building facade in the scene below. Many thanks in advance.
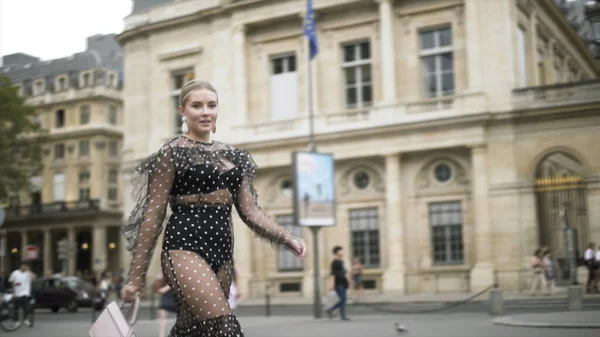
[1,34,126,280]
[117,0,600,298]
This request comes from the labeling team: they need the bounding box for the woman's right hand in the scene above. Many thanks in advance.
[121,284,141,302]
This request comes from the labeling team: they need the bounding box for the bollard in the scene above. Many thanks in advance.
[265,283,271,317]
[150,291,156,320]
[567,285,582,311]
[91,299,97,323]
[489,288,504,315]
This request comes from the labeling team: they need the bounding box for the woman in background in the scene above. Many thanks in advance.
[350,258,364,302]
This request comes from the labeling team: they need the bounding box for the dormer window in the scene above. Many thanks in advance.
[56,77,67,91]
[107,73,115,87]
[34,80,45,95]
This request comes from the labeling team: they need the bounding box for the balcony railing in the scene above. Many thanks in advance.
[24,86,121,106]
[6,199,101,218]
[511,79,600,110]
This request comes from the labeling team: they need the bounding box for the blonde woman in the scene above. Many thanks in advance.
[121,80,307,337]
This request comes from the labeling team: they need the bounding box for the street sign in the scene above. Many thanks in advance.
[57,239,76,260]
[0,208,5,227]
[24,244,40,260]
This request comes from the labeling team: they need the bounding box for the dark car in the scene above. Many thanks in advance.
[31,277,78,313]
[61,277,105,310]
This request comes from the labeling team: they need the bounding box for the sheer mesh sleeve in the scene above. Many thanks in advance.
[233,150,298,252]
[123,144,175,288]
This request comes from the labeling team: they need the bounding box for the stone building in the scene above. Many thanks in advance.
[117,0,600,298]
[1,34,126,279]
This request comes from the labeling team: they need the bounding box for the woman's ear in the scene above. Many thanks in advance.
[178,105,184,115]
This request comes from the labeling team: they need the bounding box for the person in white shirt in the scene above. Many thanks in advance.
[8,262,36,326]
[584,243,596,293]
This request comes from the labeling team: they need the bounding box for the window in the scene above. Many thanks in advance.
[108,141,118,157]
[79,171,90,184]
[54,143,65,160]
[349,208,380,268]
[108,169,118,184]
[429,201,464,264]
[108,74,115,87]
[82,73,91,87]
[342,41,372,109]
[108,105,117,125]
[353,171,370,189]
[55,109,65,128]
[53,172,66,201]
[420,27,454,98]
[80,106,90,124]
[270,54,298,120]
[434,163,452,183]
[57,77,66,91]
[277,214,304,271]
[171,70,194,135]
[517,26,527,88]
[35,81,44,95]
[79,140,89,157]
[79,188,90,200]
[537,49,546,86]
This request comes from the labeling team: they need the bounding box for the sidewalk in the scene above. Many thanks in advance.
[493,311,600,329]
[136,287,600,308]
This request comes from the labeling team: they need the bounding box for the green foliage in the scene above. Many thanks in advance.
[0,75,46,202]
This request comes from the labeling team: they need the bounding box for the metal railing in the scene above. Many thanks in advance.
[6,199,101,218]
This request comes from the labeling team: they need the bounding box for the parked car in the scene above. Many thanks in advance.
[61,277,105,310]
[31,278,78,313]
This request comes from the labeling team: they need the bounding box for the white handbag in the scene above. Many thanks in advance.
[89,295,140,337]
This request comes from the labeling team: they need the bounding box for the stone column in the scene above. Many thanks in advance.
[92,226,108,278]
[20,230,28,261]
[378,0,397,105]
[43,229,52,276]
[382,153,405,294]
[464,0,482,90]
[234,25,248,125]
[67,227,77,275]
[470,145,494,291]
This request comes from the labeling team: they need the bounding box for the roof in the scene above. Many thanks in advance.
[131,0,173,13]
[0,34,123,84]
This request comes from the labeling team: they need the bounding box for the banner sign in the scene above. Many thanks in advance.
[292,152,336,227]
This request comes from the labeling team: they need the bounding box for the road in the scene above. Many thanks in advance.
[30,297,600,323]
[10,312,600,337]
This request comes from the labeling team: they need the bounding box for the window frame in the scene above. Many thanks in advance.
[428,201,464,265]
[418,26,454,98]
[341,40,373,110]
[349,207,381,269]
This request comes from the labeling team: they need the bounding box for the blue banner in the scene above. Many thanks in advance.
[303,0,318,60]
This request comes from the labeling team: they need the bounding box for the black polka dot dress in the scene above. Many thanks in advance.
[123,135,301,337]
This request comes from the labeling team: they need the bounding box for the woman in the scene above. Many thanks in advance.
[121,80,307,337]
[350,258,364,302]
[99,270,112,301]
[153,275,177,337]
[541,249,556,295]
[530,248,544,296]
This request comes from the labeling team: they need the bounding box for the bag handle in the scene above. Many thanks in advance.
[120,294,141,326]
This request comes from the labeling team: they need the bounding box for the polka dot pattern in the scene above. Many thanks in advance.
[123,135,301,337]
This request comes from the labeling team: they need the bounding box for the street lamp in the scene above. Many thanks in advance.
[584,0,600,58]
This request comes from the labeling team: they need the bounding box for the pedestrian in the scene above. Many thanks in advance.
[99,270,113,301]
[8,262,36,327]
[154,275,177,337]
[541,249,556,295]
[325,246,350,321]
[114,268,125,300]
[583,243,596,293]
[350,258,364,302]
[120,80,307,337]
[530,248,545,296]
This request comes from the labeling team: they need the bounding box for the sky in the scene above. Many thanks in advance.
[0,0,131,65]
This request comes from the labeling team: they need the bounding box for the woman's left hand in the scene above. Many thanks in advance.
[290,238,307,260]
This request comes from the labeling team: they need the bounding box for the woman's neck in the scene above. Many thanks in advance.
[184,131,211,144]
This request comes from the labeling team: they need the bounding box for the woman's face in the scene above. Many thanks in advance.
[179,88,218,136]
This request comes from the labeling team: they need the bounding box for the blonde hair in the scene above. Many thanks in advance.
[179,80,218,107]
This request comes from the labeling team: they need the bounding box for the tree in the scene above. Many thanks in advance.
[0,75,46,202]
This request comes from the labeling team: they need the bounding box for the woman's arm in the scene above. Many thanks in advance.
[232,150,301,254]
[125,145,175,289]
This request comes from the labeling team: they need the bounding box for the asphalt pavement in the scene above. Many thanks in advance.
[10,312,600,337]
[29,296,600,323]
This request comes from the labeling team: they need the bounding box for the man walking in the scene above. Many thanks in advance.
[325,246,350,321]
[9,262,36,326]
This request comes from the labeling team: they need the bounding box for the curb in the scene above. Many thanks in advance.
[492,316,600,329]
